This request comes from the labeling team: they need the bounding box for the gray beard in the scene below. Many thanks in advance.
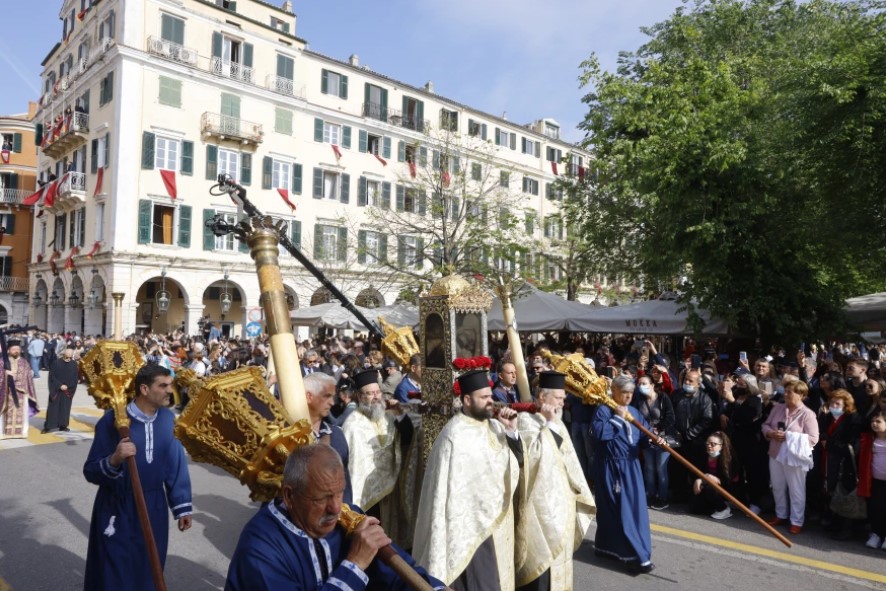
[358,401,386,422]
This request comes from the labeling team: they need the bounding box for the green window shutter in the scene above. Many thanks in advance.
[6,174,16,189]
[104,133,111,168]
[380,88,388,119]
[203,208,216,250]
[321,69,329,94]
[535,142,541,158]
[243,43,253,68]
[420,147,428,166]
[357,230,367,264]
[205,145,218,180]
[275,108,292,135]
[342,126,351,149]
[451,197,460,222]
[313,223,323,259]
[481,123,487,140]
[415,100,424,131]
[378,234,388,262]
[107,71,114,103]
[159,76,181,108]
[289,220,301,250]
[277,55,294,79]
[381,182,391,209]
[239,234,249,253]
[396,185,405,211]
[177,204,192,248]
[262,156,273,189]
[12,134,22,153]
[35,124,43,147]
[382,137,391,159]
[336,227,347,262]
[181,141,193,175]
[358,176,367,207]
[546,183,553,200]
[314,118,324,142]
[292,164,302,194]
[138,200,152,244]
[432,150,440,169]
[418,191,427,216]
[3,213,14,235]
[452,156,460,174]
[415,238,424,269]
[312,167,323,199]
[228,0,237,11]
[211,32,222,58]
[358,130,367,153]
[471,163,481,181]
[340,75,348,99]
[340,173,350,204]
[510,134,516,150]
[495,128,501,146]
[397,237,406,268]
[240,153,252,186]
[91,139,99,174]
[221,93,240,118]
[141,132,155,169]
[397,141,405,162]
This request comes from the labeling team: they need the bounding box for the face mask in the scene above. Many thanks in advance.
[829,407,844,418]
[733,386,746,396]
[638,385,653,396]
[683,384,697,394]
[707,449,721,458]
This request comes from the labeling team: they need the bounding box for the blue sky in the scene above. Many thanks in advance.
[0,0,687,142]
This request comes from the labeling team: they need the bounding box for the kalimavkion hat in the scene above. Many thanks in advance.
[538,371,567,390]
[353,370,379,391]
[457,369,491,395]
[6,339,21,348]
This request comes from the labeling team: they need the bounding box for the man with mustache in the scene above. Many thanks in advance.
[341,370,417,548]
[225,444,448,590]
[514,371,596,591]
[413,368,524,591]
[1,339,38,439]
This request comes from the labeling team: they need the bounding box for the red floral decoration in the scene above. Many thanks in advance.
[452,381,462,396]
[451,356,493,371]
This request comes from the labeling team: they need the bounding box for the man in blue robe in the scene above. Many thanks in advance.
[304,372,352,504]
[83,364,193,591]
[225,444,448,591]
[592,374,661,574]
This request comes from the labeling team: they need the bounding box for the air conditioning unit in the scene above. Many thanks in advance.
[177,47,198,65]
[148,37,170,57]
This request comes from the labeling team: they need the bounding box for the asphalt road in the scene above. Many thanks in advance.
[1,372,884,590]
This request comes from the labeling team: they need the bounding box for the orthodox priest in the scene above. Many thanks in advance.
[413,369,523,591]
[1,340,38,439]
[515,372,595,591]
[43,346,79,433]
[342,370,417,548]
[83,364,193,590]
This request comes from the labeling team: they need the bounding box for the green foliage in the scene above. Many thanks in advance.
[578,0,886,346]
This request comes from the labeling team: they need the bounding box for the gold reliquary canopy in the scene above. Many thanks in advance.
[427,274,493,313]
[379,316,419,368]
[79,340,146,430]
[541,349,610,405]
[173,366,313,502]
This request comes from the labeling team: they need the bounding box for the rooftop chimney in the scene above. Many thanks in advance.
[281,1,293,13]
[424,81,435,94]
[349,54,359,67]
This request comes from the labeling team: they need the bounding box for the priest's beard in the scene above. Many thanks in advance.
[358,400,386,422]
[464,398,493,421]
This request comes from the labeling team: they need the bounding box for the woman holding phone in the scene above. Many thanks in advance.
[762,381,820,534]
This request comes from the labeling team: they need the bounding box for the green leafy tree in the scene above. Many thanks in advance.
[577,0,886,346]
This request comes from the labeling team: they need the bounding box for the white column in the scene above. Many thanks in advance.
[83,305,103,336]
[183,305,205,336]
[47,305,65,333]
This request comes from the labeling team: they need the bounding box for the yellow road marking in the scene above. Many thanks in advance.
[652,524,886,584]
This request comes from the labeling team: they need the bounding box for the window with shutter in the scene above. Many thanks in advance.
[203,208,216,250]
[178,205,192,247]
[158,76,182,108]
[275,108,293,135]
[155,137,180,171]
[321,69,348,99]
[181,141,194,175]
[141,132,155,170]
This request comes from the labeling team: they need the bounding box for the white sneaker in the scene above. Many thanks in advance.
[711,508,732,520]
[865,533,882,549]
[748,504,762,516]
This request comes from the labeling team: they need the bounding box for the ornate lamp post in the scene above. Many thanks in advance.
[156,268,171,314]
[220,270,232,319]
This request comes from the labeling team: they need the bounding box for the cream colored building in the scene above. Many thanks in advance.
[29,0,587,337]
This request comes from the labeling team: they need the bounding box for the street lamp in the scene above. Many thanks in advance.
[32,292,43,306]
[156,267,171,314]
[49,290,60,306]
[220,270,232,317]
[87,288,99,307]
[69,289,80,307]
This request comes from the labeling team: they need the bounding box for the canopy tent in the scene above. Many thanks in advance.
[289,302,419,331]
[571,298,729,335]
[845,291,886,331]
[486,286,603,332]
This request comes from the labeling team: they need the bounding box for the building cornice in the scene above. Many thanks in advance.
[191,0,306,44]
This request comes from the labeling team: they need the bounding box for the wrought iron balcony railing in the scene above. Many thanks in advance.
[266,75,306,99]
[211,57,255,84]
[201,112,264,144]
[0,189,28,204]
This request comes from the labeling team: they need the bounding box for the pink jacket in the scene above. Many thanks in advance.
[761,403,819,459]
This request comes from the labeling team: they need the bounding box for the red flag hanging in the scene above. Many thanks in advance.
[86,241,101,259]
[578,166,586,181]
[23,185,45,206]
[36,253,44,262]
[160,169,177,199]
[374,154,387,167]
[77,8,88,20]
[0,150,9,164]
[442,170,451,188]
[64,246,80,271]
[331,144,343,161]
[408,161,417,179]
[551,161,558,176]
[276,188,297,211]
[94,167,104,197]
[43,180,59,208]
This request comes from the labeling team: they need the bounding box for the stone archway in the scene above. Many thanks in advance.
[67,273,85,335]
[135,275,188,335]
[284,285,299,311]
[32,278,48,331]
[201,278,246,339]
[0,304,7,325]
[355,287,385,309]
[47,277,66,333]
[310,287,332,306]
[84,270,108,336]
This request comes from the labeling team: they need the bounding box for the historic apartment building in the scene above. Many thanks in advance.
[0,106,37,324]
[29,0,588,337]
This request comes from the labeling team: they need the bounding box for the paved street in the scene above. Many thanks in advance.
[1,371,884,590]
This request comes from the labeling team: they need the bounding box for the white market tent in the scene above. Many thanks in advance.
[845,291,886,331]
[289,302,419,331]
[487,287,598,332]
[571,298,729,335]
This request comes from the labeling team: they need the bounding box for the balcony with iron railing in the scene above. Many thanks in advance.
[364,104,428,132]
[201,112,263,145]
[210,57,255,84]
[43,111,89,158]
[265,75,306,99]
[55,171,87,209]
[147,36,199,66]
[0,276,30,292]
[0,189,28,204]
[37,39,113,114]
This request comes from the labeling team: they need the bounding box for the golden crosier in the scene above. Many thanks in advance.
[540,349,613,409]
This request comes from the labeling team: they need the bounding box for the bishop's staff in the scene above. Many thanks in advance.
[541,350,793,549]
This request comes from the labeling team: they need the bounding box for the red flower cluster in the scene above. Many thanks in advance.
[452,381,461,396]
[451,356,493,371]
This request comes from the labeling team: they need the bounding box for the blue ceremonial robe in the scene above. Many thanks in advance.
[591,405,653,564]
[225,501,445,591]
[83,403,193,591]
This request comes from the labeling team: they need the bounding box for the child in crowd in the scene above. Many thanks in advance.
[860,410,886,550]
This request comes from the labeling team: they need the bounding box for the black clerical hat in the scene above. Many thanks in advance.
[538,371,566,390]
[353,370,379,391]
[457,369,490,395]
[6,339,21,348]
